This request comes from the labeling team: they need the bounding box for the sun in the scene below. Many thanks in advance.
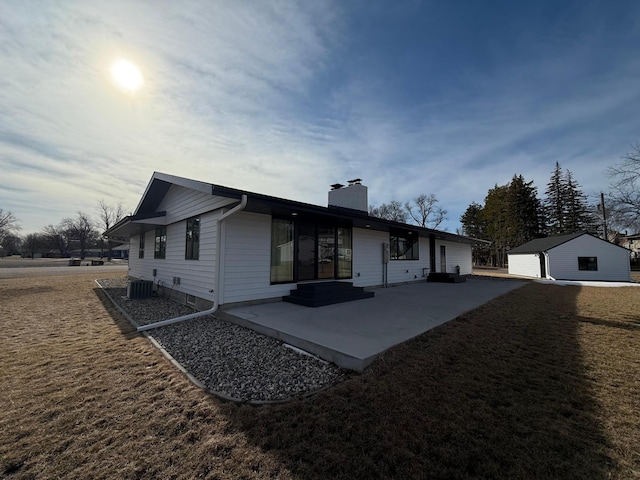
[110,58,144,93]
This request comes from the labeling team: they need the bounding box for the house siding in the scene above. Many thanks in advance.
[221,212,295,304]
[129,210,220,302]
[435,240,473,275]
[157,184,236,224]
[546,234,631,281]
[508,254,542,278]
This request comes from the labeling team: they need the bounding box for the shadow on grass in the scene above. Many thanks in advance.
[224,283,614,479]
[93,287,140,339]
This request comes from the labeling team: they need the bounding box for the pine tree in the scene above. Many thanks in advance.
[544,163,597,235]
[544,162,566,235]
[564,170,597,233]
[507,174,543,245]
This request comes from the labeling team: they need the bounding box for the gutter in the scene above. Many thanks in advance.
[137,195,248,332]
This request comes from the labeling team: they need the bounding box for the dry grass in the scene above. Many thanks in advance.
[1,273,639,479]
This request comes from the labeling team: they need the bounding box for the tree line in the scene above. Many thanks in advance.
[0,201,128,260]
[460,145,640,267]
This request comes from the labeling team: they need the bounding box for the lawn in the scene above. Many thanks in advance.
[1,272,638,479]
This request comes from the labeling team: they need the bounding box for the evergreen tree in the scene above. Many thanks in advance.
[507,174,543,245]
[544,163,597,235]
[460,202,486,239]
[544,162,565,235]
[563,170,597,233]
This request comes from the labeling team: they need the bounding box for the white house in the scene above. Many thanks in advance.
[105,172,481,309]
[507,232,631,282]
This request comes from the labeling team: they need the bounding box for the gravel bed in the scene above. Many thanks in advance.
[97,277,348,402]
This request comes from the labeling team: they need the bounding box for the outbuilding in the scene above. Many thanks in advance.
[507,232,631,282]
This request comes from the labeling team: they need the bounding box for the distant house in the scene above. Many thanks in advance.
[507,232,631,282]
[105,172,481,309]
[620,233,640,263]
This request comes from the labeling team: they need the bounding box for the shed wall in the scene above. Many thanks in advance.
[547,234,631,281]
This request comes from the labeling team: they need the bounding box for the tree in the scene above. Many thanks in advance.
[369,201,407,223]
[563,170,597,233]
[42,225,70,257]
[23,233,42,259]
[460,202,489,265]
[483,184,510,267]
[0,209,20,242]
[405,194,447,229]
[507,174,543,245]
[62,212,98,259]
[607,144,640,232]
[96,200,127,260]
[544,163,596,235]
[544,162,566,236]
[1,233,22,258]
[460,202,486,238]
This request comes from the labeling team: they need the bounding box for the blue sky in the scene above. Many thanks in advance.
[1,0,639,234]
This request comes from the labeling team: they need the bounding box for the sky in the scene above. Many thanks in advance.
[1,0,640,235]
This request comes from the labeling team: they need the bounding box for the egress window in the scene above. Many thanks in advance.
[578,256,597,271]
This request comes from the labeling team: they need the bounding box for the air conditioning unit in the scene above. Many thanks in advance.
[127,280,154,299]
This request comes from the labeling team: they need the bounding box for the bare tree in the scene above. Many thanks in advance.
[42,225,70,258]
[608,144,640,232]
[405,194,448,229]
[96,200,127,260]
[0,209,20,241]
[369,201,407,223]
[23,233,41,259]
[61,212,98,259]
[1,233,22,258]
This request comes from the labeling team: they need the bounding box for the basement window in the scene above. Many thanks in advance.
[186,294,196,306]
[578,256,598,271]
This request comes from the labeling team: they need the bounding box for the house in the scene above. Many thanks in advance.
[619,233,640,265]
[105,172,481,309]
[507,232,631,282]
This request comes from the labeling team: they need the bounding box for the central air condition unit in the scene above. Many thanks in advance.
[127,280,154,299]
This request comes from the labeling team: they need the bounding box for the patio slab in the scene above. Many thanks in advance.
[220,276,526,371]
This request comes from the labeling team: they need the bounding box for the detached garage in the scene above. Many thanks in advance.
[508,232,631,282]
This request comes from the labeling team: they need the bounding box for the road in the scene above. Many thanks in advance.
[0,257,128,279]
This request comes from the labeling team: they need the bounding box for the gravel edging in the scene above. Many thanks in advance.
[96,278,349,403]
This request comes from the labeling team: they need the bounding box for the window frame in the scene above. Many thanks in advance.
[138,232,145,259]
[185,216,200,260]
[390,232,419,260]
[154,226,167,259]
[270,218,294,284]
[578,256,598,271]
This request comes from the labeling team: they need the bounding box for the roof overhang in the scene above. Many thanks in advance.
[103,212,167,241]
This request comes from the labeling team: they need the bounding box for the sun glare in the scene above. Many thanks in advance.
[110,58,144,93]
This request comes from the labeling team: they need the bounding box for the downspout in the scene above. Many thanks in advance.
[137,195,248,332]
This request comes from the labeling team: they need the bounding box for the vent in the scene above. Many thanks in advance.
[127,280,154,299]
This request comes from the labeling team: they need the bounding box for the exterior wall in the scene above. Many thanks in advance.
[351,228,385,287]
[435,240,473,275]
[221,212,295,304]
[128,210,220,303]
[547,235,631,281]
[157,184,236,224]
[508,253,542,278]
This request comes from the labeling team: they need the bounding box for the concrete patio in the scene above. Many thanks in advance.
[220,276,527,371]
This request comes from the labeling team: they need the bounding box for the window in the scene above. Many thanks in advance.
[578,256,597,271]
[154,226,166,259]
[139,233,145,259]
[390,232,419,260]
[337,227,352,279]
[270,218,294,283]
[185,216,200,260]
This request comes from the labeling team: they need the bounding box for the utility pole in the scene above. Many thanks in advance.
[600,192,608,241]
